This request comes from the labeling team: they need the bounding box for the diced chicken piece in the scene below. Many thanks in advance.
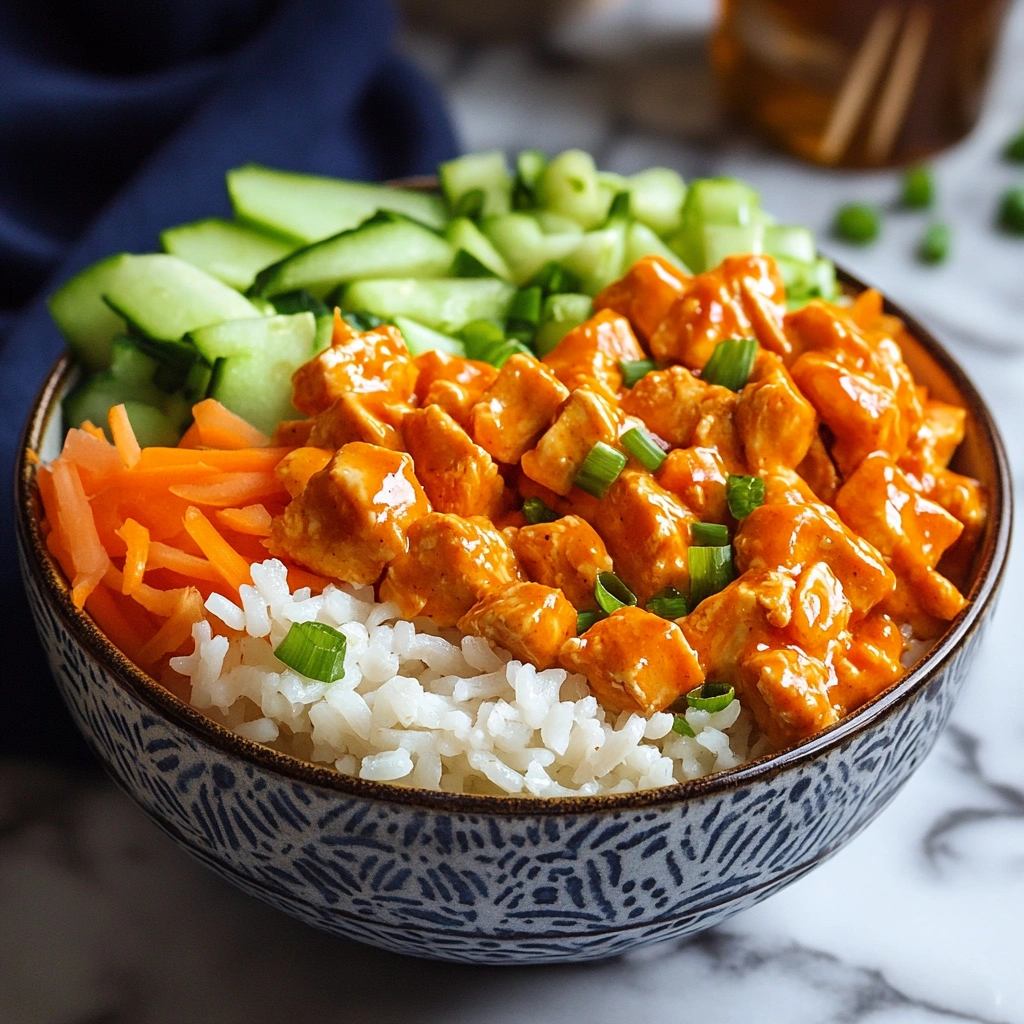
[414,350,497,428]
[735,352,817,470]
[593,255,690,342]
[274,447,333,498]
[510,515,613,609]
[795,433,840,504]
[734,500,895,616]
[691,386,745,472]
[270,442,429,585]
[680,569,839,747]
[788,561,852,657]
[785,299,878,365]
[921,469,987,550]
[307,393,407,451]
[379,513,520,627]
[835,453,963,574]
[471,354,569,464]
[829,611,904,713]
[272,418,314,447]
[621,365,707,447]
[789,352,905,474]
[649,254,789,368]
[292,316,417,415]
[560,606,703,716]
[521,387,621,496]
[657,446,729,522]
[542,309,646,401]
[899,398,967,480]
[458,582,577,671]
[762,467,820,506]
[403,405,506,518]
[880,566,967,639]
[592,469,694,604]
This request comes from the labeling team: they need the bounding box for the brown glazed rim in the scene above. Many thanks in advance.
[16,267,1012,817]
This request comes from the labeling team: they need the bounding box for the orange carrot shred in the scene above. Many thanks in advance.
[51,458,109,608]
[169,471,286,508]
[137,586,205,665]
[136,447,290,472]
[177,422,203,449]
[215,504,273,537]
[85,586,147,662]
[80,420,107,442]
[147,541,223,583]
[108,404,142,468]
[183,505,253,592]
[192,398,270,450]
[116,518,150,594]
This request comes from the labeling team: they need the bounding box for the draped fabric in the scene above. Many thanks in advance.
[0,0,459,759]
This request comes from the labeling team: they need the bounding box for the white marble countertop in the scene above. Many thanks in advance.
[3,3,1023,1022]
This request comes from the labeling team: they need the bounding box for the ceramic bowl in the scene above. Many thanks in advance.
[15,270,1011,965]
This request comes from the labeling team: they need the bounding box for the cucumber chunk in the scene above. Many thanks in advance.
[624,221,690,272]
[534,293,593,356]
[559,224,627,294]
[313,313,335,354]
[47,254,129,371]
[341,278,516,333]
[439,151,512,219]
[227,164,446,244]
[513,149,547,208]
[393,316,466,357]
[482,213,581,284]
[160,217,295,291]
[535,150,610,230]
[626,168,687,237]
[191,313,317,435]
[445,217,513,279]
[698,223,765,272]
[763,225,816,264]
[103,254,260,342]
[249,212,454,299]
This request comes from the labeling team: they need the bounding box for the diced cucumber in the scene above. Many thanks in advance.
[191,313,316,435]
[814,257,837,300]
[249,212,454,299]
[626,168,687,237]
[341,278,516,333]
[683,177,762,227]
[482,213,581,284]
[763,225,816,264]
[47,254,129,371]
[698,223,765,272]
[313,313,335,354]
[227,164,446,244]
[393,316,466,357]
[559,224,627,294]
[439,151,512,218]
[624,221,690,272]
[534,293,593,356]
[513,149,547,207]
[160,218,295,291]
[535,150,610,230]
[103,254,260,342]
[109,335,161,391]
[534,211,585,236]
[775,256,819,298]
[445,217,513,279]
[450,250,498,278]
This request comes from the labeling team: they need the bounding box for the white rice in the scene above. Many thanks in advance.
[170,559,767,797]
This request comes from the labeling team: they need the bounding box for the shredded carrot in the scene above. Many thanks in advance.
[183,506,253,592]
[169,471,286,508]
[116,518,150,594]
[79,420,107,442]
[50,458,109,608]
[136,446,291,472]
[192,398,270,449]
[177,422,203,448]
[108,404,142,468]
[216,504,273,537]
[137,586,205,664]
[147,541,223,583]
[84,586,146,662]
[60,428,123,491]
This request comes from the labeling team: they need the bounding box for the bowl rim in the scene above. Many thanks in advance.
[16,267,1013,816]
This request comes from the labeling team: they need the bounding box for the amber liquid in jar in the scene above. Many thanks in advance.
[712,0,1009,168]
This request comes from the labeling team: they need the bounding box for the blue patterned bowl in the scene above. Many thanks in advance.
[16,274,1011,964]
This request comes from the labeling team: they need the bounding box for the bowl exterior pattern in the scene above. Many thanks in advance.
[20,539,980,964]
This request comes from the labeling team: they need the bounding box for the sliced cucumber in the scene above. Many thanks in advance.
[249,212,454,299]
[626,168,687,237]
[439,151,512,219]
[341,278,516,333]
[624,221,690,271]
[534,293,594,356]
[700,223,765,272]
[483,213,581,284]
[227,164,446,244]
[103,254,260,342]
[160,218,295,291]
[191,313,316,435]
[270,290,331,317]
[445,217,513,279]
[313,313,335,354]
[559,224,627,294]
[535,150,610,230]
[534,211,585,236]
[763,224,816,264]
[393,316,466,357]
[683,177,761,227]
[47,254,129,371]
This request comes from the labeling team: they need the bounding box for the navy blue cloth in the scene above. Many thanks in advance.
[0,0,458,760]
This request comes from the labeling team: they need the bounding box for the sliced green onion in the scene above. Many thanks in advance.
[688,545,735,607]
[691,521,729,546]
[529,261,581,296]
[574,441,627,498]
[274,621,347,683]
[672,714,696,738]
[685,682,735,713]
[726,474,765,519]
[619,359,657,388]
[577,609,604,634]
[621,426,667,472]
[1003,129,1024,163]
[522,496,560,525]
[700,338,757,391]
[594,571,637,615]
[833,202,881,244]
[450,248,497,278]
[453,187,485,219]
[997,187,1024,235]
[901,166,934,209]
[646,587,689,620]
[917,223,951,265]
